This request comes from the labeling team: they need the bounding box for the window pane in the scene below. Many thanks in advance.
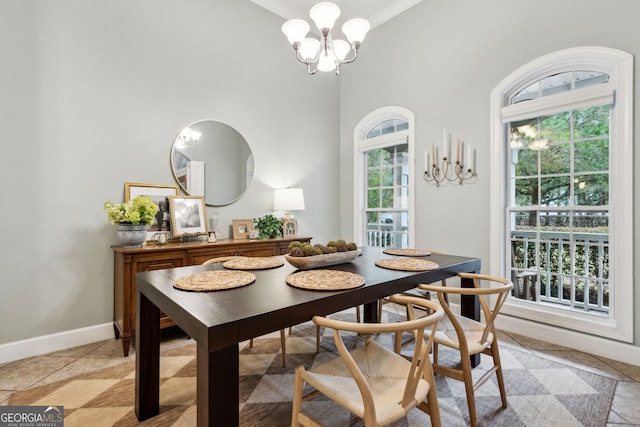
[366,212,379,226]
[574,105,609,139]
[541,112,570,143]
[367,189,380,208]
[575,139,608,172]
[573,210,608,232]
[515,177,538,206]
[540,211,570,229]
[367,167,380,187]
[513,148,538,177]
[381,167,393,186]
[367,149,381,167]
[512,210,537,229]
[541,176,571,206]
[381,189,394,208]
[574,174,609,206]
[540,143,570,175]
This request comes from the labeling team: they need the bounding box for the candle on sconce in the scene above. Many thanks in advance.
[456,138,460,163]
[442,129,448,160]
[424,150,428,170]
[432,144,435,165]
[467,144,472,170]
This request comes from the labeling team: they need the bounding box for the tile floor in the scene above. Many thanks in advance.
[1,325,639,426]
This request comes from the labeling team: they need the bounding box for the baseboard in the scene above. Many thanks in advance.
[496,314,640,367]
[0,323,115,364]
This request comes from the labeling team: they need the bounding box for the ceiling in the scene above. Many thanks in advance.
[250,0,423,29]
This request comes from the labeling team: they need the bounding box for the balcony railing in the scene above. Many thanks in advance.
[510,230,609,314]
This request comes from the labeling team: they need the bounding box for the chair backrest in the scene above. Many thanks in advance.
[312,295,444,410]
[420,273,513,346]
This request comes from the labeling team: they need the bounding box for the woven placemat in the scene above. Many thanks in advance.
[383,248,432,257]
[173,270,256,292]
[375,258,439,272]
[286,270,366,291]
[222,257,284,270]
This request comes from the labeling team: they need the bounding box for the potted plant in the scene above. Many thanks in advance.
[104,195,159,247]
[253,214,283,239]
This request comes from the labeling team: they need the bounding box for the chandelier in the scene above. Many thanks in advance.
[281,2,370,75]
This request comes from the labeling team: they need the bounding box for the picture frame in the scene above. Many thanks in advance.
[124,182,179,241]
[232,219,253,239]
[282,218,298,237]
[207,231,217,243]
[169,196,208,238]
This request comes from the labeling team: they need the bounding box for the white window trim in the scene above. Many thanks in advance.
[489,47,633,342]
[353,106,415,247]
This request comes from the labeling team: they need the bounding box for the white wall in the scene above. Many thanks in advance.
[339,0,640,350]
[0,0,340,347]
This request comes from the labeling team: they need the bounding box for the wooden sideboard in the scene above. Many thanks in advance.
[112,236,311,356]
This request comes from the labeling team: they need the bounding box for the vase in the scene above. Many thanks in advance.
[116,223,148,247]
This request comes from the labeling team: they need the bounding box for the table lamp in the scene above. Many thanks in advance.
[273,188,305,237]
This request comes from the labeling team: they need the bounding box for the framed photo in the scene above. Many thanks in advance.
[169,196,208,238]
[283,218,298,237]
[207,231,217,243]
[124,182,179,241]
[232,219,253,239]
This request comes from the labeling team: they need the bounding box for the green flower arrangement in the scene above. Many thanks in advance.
[104,195,159,225]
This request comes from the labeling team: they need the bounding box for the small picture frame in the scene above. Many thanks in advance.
[207,231,217,243]
[124,182,179,241]
[169,196,208,238]
[282,218,298,237]
[232,219,253,239]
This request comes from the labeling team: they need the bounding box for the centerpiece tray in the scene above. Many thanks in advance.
[284,250,362,270]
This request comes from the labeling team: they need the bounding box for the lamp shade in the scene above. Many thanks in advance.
[342,18,370,44]
[273,188,305,211]
[309,2,340,30]
[282,19,310,45]
[300,38,321,61]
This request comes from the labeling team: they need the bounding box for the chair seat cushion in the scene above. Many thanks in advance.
[302,340,430,425]
[434,312,493,354]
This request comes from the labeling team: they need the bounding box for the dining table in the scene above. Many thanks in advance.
[135,246,481,426]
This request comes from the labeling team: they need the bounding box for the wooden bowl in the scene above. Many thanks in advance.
[285,250,362,270]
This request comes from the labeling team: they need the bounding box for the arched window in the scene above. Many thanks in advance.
[354,107,415,248]
[490,47,633,342]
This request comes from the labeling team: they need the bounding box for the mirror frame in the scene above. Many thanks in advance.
[170,120,254,207]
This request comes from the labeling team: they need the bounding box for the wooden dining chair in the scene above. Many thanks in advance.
[291,294,444,427]
[418,273,513,427]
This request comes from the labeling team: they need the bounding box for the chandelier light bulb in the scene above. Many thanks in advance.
[299,38,321,61]
[342,18,370,45]
[317,47,337,72]
[281,19,310,45]
[332,39,351,61]
[309,2,340,31]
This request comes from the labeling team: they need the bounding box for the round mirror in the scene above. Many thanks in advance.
[170,120,254,206]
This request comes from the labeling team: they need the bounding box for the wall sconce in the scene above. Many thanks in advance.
[423,129,474,187]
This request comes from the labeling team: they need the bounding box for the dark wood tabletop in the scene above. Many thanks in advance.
[135,246,481,426]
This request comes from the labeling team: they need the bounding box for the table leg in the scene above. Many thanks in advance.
[197,343,239,426]
[362,300,379,323]
[460,274,481,367]
[135,291,160,420]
